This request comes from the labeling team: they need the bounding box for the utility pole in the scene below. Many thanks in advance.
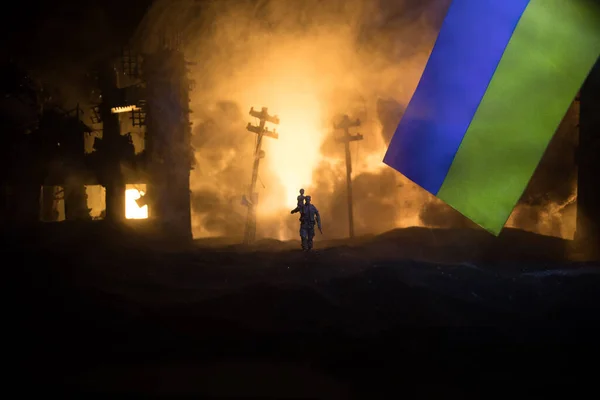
[334,115,363,239]
[243,107,280,244]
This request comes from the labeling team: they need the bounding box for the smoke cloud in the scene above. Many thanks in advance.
[135,0,578,240]
[133,0,448,239]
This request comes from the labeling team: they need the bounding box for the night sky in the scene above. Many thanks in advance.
[1,0,153,68]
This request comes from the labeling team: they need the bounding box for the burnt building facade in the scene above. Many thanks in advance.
[142,45,194,241]
[0,42,194,241]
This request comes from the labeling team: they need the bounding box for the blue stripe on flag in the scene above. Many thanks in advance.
[383,0,530,194]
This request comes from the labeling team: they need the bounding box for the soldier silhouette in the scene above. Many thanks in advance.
[291,193,322,251]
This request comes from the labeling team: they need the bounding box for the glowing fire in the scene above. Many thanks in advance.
[263,94,324,208]
[125,188,148,219]
[148,0,578,241]
[235,48,331,214]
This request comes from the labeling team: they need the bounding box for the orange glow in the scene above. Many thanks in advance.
[165,0,577,240]
[125,187,148,219]
[263,91,324,209]
[221,43,335,216]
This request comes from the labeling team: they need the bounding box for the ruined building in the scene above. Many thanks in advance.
[91,39,194,240]
[0,60,95,224]
[0,42,194,241]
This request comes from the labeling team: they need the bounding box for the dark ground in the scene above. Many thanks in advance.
[5,222,600,398]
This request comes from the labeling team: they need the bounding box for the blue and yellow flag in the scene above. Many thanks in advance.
[384,0,600,235]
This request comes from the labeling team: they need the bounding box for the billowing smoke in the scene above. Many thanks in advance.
[135,0,578,240]
[134,0,450,239]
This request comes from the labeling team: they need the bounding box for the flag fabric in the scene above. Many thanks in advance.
[383,0,600,235]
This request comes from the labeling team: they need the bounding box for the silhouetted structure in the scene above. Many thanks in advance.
[37,105,93,221]
[0,59,97,224]
[243,107,280,244]
[0,61,43,223]
[93,61,130,222]
[334,115,363,239]
[0,37,194,241]
[142,39,194,241]
[576,60,600,253]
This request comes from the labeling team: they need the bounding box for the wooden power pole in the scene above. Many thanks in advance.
[243,107,280,244]
[334,115,363,238]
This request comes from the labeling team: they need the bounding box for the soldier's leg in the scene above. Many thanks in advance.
[307,227,315,250]
[299,226,308,250]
